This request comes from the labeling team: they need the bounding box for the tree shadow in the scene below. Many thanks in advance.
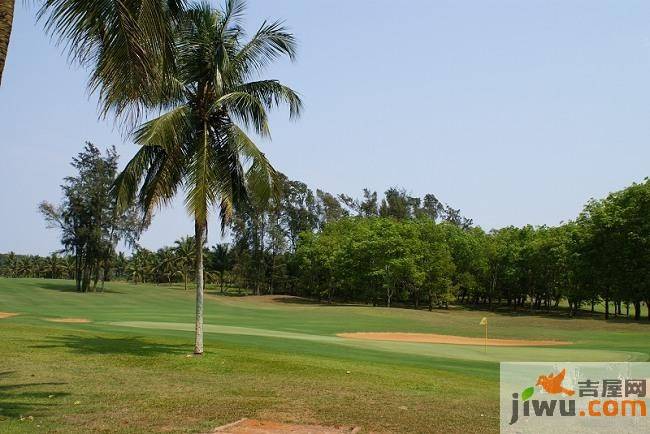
[0,375,69,419]
[32,335,188,357]
[460,304,575,321]
[273,297,376,307]
[205,290,249,297]
[273,297,322,305]
[458,304,650,324]
[36,281,124,294]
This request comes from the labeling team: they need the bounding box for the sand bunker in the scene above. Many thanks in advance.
[211,418,360,433]
[338,332,570,347]
[46,318,91,324]
[0,312,19,319]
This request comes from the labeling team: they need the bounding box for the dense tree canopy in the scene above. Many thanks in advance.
[8,172,649,321]
[38,143,146,292]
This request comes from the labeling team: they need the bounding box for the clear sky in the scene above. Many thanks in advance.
[2,1,650,255]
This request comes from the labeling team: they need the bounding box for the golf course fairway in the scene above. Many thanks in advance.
[1,279,649,433]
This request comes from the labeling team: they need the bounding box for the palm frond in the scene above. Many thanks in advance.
[212,125,248,231]
[215,91,270,137]
[37,0,185,126]
[232,19,297,79]
[217,0,246,40]
[113,145,160,212]
[228,124,280,204]
[234,80,302,119]
[131,105,193,214]
[133,105,192,149]
[137,144,186,216]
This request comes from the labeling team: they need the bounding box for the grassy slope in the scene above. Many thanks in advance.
[0,279,648,433]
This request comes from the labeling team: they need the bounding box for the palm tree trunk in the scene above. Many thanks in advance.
[0,0,14,87]
[194,217,207,355]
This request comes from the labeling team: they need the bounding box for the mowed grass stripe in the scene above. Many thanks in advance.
[110,321,647,362]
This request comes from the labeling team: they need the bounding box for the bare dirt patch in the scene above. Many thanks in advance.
[338,332,571,347]
[0,312,19,319]
[210,418,360,433]
[46,317,91,324]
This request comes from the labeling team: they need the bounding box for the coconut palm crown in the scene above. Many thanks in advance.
[114,0,302,354]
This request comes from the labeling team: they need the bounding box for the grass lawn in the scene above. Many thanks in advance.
[1,278,649,433]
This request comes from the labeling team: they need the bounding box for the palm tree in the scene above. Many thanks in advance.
[0,0,14,86]
[28,256,43,278]
[114,252,128,280]
[210,243,231,293]
[16,258,30,277]
[174,236,195,290]
[4,252,18,277]
[44,254,64,279]
[115,0,301,354]
[63,255,76,280]
[128,247,151,284]
[156,247,178,285]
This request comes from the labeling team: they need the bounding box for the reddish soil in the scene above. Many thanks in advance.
[210,418,361,433]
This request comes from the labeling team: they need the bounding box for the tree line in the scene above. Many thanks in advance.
[293,183,650,320]
[3,141,649,320]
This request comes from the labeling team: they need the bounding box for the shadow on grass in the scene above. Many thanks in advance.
[458,303,650,324]
[0,376,69,419]
[36,281,124,294]
[205,290,249,297]
[273,297,323,305]
[32,335,188,357]
[273,297,385,307]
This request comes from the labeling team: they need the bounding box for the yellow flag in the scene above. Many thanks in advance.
[479,317,488,326]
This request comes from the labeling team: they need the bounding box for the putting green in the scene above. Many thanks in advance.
[110,321,646,362]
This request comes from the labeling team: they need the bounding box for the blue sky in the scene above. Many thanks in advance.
[2,1,650,255]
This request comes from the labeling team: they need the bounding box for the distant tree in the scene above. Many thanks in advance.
[127,247,152,284]
[418,194,444,220]
[174,237,195,291]
[114,252,128,280]
[2,252,18,277]
[40,143,146,292]
[359,189,379,217]
[43,254,64,279]
[337,193,361,215]
[417,221,455,310]
[154,247,177,286]
[208,243,232,293]
[316,189,347,226]
[279,178,318,251]
[379,187,417,220]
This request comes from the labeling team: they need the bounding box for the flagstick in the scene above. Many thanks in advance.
[484,322,487,353]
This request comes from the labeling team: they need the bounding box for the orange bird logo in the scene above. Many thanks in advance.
[536,368,575,396]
